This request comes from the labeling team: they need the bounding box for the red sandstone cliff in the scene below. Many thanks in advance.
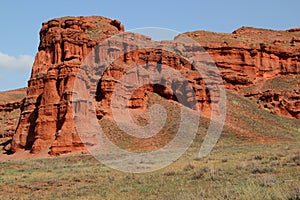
[10,16,300,156]
[185,27,300,89]
[0,88,26,139]
[0,101,23,138]
[185,27,300,118]
[11,16,124,155]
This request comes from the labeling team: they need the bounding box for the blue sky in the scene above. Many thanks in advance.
[0,0,299,91]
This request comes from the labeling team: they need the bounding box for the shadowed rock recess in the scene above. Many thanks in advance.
[10,16,300,155]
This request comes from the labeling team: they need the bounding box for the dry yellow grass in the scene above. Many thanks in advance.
[0,87,27,103]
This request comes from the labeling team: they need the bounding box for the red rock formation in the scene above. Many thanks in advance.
[256,90,300,119]
[11,16,124,155]
[10,16,300,156]
[0,101,23,138]
[71,31,222,123]
[185,27,300,90]
[185,27,300,118]
[244,79,300,120]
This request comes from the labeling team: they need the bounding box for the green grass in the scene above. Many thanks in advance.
[0,90,299,199]
[225,91,300,140]
[0,139,299,199]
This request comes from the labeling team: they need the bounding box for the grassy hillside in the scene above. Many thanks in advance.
[240,74,300,94]
[0,141,299,199]
[0,88,27,103]
[224,91,300,141]
[0,90,299,199]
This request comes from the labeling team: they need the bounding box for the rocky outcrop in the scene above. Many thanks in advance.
[244,88,300,119]
[10,16,300,156]
[185,27,300,118]
[11,16,124,155]
[0,102,22,112]
[82,33,221,119]
[185,27,300,90]
[0,101,23,138]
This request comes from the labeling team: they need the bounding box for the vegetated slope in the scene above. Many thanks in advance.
[0,88,27,103]
[224,90,300,142]
[0,90,299,199]
[99,90,300,153]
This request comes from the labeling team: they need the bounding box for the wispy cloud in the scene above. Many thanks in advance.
[0,52,34,70]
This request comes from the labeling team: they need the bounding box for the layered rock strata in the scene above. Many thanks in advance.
[11,17,300,155]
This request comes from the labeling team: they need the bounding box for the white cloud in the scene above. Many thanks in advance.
[0,52,34,70]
